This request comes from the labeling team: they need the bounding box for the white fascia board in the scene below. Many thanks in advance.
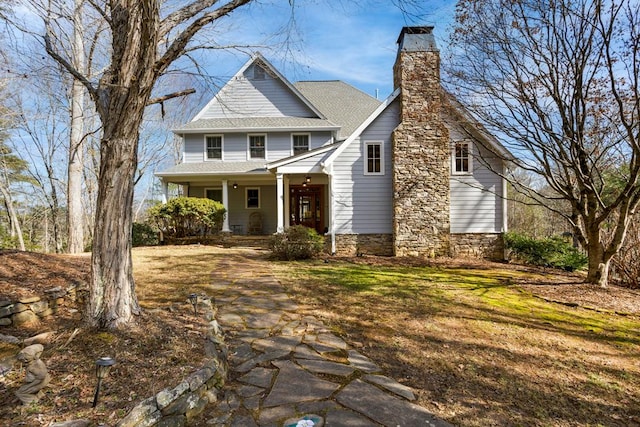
[322,88,400,167]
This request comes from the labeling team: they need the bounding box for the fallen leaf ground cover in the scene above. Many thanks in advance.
[272,257,640,427]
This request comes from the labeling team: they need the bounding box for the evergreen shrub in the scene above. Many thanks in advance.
[269,225,324,260]
[504,232,587,271]
[147,197,225,238]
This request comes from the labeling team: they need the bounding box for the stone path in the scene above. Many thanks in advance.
[193,253,452,427]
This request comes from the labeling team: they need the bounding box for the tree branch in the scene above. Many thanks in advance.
[44,32,97,99]
[154,0,252,77]
[147,88,196,106]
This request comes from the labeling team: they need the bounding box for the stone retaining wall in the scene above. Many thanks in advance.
[116,297,228,427]
[450,233,505,260]
[0,285,85,328]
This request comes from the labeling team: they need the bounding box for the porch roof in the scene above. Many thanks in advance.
[156,160,269,178]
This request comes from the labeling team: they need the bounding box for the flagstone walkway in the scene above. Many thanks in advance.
[193,252,452,427]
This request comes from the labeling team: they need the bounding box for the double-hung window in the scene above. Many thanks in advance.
[205,135,222,160]
[453,141,472,174]
[248,134,266,159]
[364,141,384,175]
[246,188,260,209]
[292,134,310,155]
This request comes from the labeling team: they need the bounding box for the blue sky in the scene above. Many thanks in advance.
[191,0,458,101]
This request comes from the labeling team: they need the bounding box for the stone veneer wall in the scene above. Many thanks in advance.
[0,285,85,327]
[331,234,394,256]
[392,30,451,258]
[116,297,228,427]
[450,233,505,261]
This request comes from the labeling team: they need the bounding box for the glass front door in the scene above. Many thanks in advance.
[290,185,324,234]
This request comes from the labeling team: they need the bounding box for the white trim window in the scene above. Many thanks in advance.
[205,135,223,160]
[453,141,472,174]
[292,133,310,156]
[246,187,261,209]
[205,187,223,203]
[364,141,384,175]
[248,134,267,160]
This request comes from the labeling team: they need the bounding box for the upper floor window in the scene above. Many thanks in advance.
[205,135,222,160]
[453,141,472,174]
[248,134,266,159]
[292,134,310,156]
[364,141,384,175]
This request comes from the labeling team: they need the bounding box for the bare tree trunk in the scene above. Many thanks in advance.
[67,0,85,253]
[88,133,141,328]
[0,181,25,251]
[585,231,609,287]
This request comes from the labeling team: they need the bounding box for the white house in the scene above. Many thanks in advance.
[156,26,510,259]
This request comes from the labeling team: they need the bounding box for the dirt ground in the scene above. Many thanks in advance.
[0,248,638,426]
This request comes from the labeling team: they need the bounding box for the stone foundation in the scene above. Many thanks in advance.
[450,233,505,260]
[331,234,394,256]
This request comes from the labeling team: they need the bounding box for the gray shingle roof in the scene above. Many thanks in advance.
[294,81,382,139]
[156,161,269,177]
[174,117,339,133]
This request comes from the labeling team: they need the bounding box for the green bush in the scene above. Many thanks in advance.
[132,222,159,247]
[269,225,324,260]
[147,197,226,238]
[504,232,587,271]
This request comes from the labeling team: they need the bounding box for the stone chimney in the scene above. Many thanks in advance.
[391,26,451,257]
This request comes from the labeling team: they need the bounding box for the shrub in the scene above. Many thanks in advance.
[147,197,226,239]
[269,225,324,260]
[132,222,159,247]
[504,232,587,271]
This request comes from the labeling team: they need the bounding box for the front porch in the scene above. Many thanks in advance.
[158,173,330,237]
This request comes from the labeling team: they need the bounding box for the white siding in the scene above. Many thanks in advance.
[332,100,399,234]
[197,64,316,119]
[445,117,505,233]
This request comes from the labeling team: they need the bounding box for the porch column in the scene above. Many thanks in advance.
[160,179,168,204]
[221,179,231,232]
[276,173,284,233]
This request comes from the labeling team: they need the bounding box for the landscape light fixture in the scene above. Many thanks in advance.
[232,182,238,189]
[92,357,115,408]
[189,293,198,315]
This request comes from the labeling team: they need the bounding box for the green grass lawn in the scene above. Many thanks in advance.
[273,259,640,427]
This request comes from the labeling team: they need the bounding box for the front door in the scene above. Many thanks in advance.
[290,185,324,234]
